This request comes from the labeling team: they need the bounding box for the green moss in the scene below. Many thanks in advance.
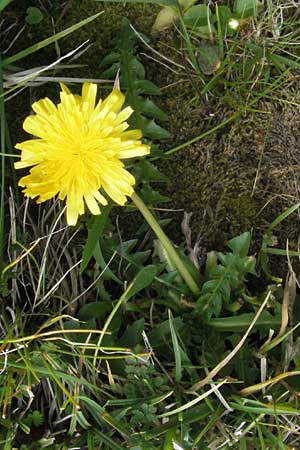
[158,76,300,267]
[161,132,259,248]
[226,194,257,232]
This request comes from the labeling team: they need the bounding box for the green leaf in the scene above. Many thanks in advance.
[205,251,218,276]
[80,204,112,272]
[233,0,263,18]
[117,239,138,256]
[77,396,105,424]
[163,429,177,450]
[168,310,182,382]
[93,430,125,450]
[227,232,251,256]
[25,7,43,25]
[133,79,161,95]
[130,250,152,266]
[196,41,221,75]
[124,265,157,301]
[229,400,300,416]
[119,318,145,347]
[129,59,146,79]
[152,6,180,32]
[142,119,171,140]
[217,5,232,33]
[78,301,112,321]
[219,279,231,301]
[100,62,120,78]
[140,185,170,205]
[93,240,122,284]
[87,429,95,448]
[179,0,197,7]
[197,291,222,317]
[243,255,256,274]
[134,160,169,183]
[99,51,120,68]
[30,410,44,427]
[138,98,168,121]
[0,0,13,12]
[196,233,257,318]
[183,5,212,28]
[208,311,282,332]
[148,317,184,347]
[96,266,158,352]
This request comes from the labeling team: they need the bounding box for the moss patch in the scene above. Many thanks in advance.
[160,82,300,279]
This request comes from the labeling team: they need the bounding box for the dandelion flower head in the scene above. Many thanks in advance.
[15,82,150,225]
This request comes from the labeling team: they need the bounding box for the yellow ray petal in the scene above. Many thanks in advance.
[93,190,108,205]
[32,97,57,117]
[84,192,101,215]
[116,144,150,159]
[121,129,142,140]
[114,106,133,125]
[81,82,97,114]
[60,82,72,95]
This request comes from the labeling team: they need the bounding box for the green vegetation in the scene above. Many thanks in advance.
[1,0,300,448]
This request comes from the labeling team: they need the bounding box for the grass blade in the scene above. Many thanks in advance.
[168,309,182,382]
[0,0,13,12]
[93,429,125,450]
[159,380,227,417]
[2,12,103,67]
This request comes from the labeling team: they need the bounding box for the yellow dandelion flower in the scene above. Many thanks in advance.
[15,82,150,226]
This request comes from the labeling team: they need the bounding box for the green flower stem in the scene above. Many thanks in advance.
[131,192,200,295]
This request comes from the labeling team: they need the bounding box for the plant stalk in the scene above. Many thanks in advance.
[131,192,200,295]
[0,53,5,264]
